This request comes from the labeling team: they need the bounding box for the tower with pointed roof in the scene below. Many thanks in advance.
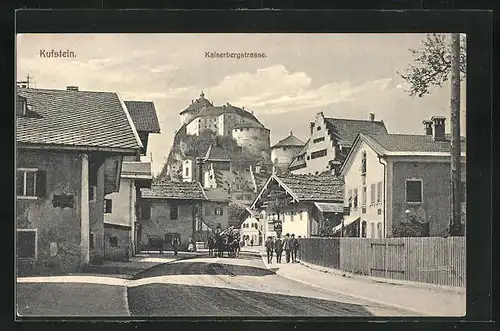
[271,130,305,174]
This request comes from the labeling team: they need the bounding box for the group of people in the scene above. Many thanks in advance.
[207,233,242,258]
[264,233,300,264]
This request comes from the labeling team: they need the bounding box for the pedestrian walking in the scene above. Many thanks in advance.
[207,236,214,257]
[274,237,283,264]
[265,236,274,264]
[291,234,299,263]
[172,237,179,256]
[283,233,292,263]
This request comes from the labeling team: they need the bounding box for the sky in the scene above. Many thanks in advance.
[16,33,466,175]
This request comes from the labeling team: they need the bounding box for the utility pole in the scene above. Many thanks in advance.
[449,33,463,236]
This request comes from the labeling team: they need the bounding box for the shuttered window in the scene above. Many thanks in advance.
[17,229,37,259]
[370,183,376,205]
[406,179,423,203]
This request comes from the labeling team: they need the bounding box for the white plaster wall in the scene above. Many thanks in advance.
[343,140,385,238]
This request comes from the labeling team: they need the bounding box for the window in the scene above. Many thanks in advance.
[313,137,325,143]
[104,199,113,213]
[353,189,358,209]
[317,126,321,131]
[17,229,37,259]
[290,212,294,222]
[170,206,179,220]
[89,186,96,202]
[306,156,310,160]
[142,202,151,220]
[361,151,367,174]
[299,211,303,220]
[406,179,423,203]
[370,223,375,238]
[347,189,352,209]
[370,183,376,205]
[185,167,189,177]
[311,149,327,159]
[215,207,223,216]
[361,186,367,207]
[17,168,46,198]
[377,181,382,203]
[89,231,94,249]
[377,223,383,238]
[460,181,466,203]
[361,221,367,238]
[109,235,118,247]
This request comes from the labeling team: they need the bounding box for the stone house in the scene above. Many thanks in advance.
[289,111,388,175]
[103,101,161,260]
[16,86,142,274]
[137,182,230,251]
[339,116,466,238]
[251,173,344,239]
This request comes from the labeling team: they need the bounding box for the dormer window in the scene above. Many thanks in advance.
[16,96,27,116]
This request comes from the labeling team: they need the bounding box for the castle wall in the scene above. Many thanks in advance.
[232,127,270,156]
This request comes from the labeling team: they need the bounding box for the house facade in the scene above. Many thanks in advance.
[103,101,160,260]
[340,116,466,238]
[137,182,230,251]
[16,87,142,274]
[251,174,344,239]
[289,111,388,175]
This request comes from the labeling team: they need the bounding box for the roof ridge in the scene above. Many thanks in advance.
[325,116,385,123]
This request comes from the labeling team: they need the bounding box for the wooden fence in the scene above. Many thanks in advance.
[298,237,466,288]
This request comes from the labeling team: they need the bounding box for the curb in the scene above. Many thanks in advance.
[299,260,466,295]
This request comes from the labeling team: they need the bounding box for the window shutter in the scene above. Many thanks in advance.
[36,170,47,198]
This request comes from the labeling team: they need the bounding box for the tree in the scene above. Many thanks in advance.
[398,33,466,98]
[399,33,466,237]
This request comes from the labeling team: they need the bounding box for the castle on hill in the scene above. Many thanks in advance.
[179,91,271,156]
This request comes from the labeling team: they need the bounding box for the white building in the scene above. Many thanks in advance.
[271,131,305,174]
[289,111,388,175]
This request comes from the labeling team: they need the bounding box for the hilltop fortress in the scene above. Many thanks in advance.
[180,91,271,154]
[163,92,272,182]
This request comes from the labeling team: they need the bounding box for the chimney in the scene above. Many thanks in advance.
[431,116,446,141]
[66,86,79,91]
[369,112,375,122]
[422,119,433,136]
[310,122,315,135]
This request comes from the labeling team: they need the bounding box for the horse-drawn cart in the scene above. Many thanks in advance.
[213,227,240,258]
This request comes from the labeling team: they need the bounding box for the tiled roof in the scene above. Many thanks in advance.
[17,88,141,150]
[141,181,206,200]
[288,138,310,169]
[121,161,152,179]
[325,118,388,147]
[124,101,161,133]
[204,188,230,202]
[180,92,214,114]
[276,173,344,202]
[272,131,305,148]
[204,144,231,161]
[364,133,467,153]
[189,104,261,125]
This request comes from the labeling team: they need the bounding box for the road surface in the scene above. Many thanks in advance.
[17,253,415,317]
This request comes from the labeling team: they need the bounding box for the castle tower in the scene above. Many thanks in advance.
[271,130,305,173]
[179,91,213,125]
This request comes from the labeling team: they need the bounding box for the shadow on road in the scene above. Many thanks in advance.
[133,260,274,279]
[128,283,374,317]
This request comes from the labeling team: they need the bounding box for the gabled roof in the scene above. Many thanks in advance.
[17,87,142,152]
[187,101,262,126]
[325,117,388,147]
[124,101,161,133]
[251,173,344,208]
[204,143,231,161]
[339,132,467,175]
[364,133,467,154]
[141,181,206,200]
[179,92,213,114]
[271,131,305,148]
[121,161,152,180]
